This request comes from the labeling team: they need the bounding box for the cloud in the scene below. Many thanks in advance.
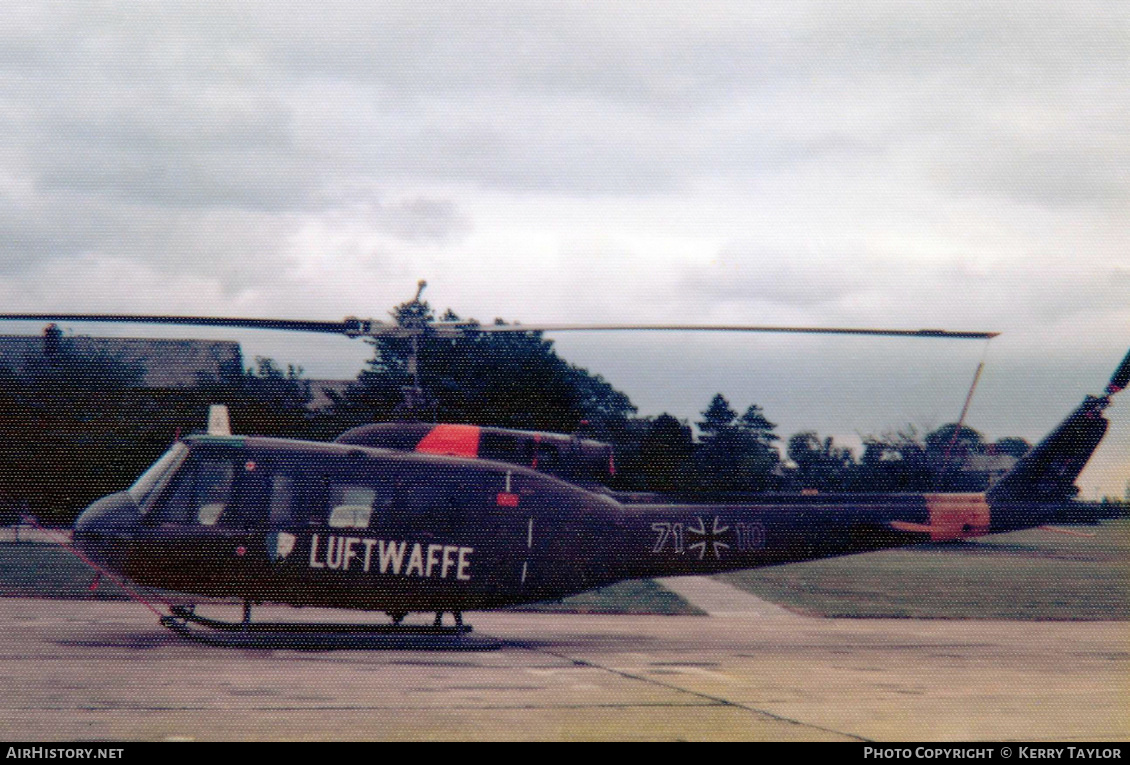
[4,1,1127,213]
[369,197,470,243]
[678,247,1130,334]
[935,144,1129,209]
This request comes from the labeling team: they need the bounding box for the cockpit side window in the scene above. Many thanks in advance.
[129,443,189,510]
[150,452,238,527]
[194,459,235,526]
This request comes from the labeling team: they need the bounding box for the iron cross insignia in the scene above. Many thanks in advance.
[687,516,731,560]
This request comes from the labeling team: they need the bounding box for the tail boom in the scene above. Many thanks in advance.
[592,348,1128,585]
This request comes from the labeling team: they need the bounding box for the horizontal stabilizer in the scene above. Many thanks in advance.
[888,520,985,542]
[1039,525,1097,538]
[889,521,937,534]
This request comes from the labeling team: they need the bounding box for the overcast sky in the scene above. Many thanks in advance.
[2,2,1128,495]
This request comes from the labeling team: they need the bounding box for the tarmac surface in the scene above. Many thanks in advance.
[0,590,1126,742]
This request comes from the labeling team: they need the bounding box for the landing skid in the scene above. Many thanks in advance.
[159,605,502,650]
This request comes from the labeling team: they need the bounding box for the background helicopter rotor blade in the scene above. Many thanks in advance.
[454,323,1000,340]
[0,314,1000,341]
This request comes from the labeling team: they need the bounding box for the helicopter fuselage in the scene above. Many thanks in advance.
[72,432,1084,614]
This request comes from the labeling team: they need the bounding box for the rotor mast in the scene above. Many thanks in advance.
[398,280,433,418]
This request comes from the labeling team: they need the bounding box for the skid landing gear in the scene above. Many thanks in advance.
[433,611,464,628]
[160,604,499,650]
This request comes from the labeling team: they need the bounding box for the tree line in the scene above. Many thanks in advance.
[0,298,1038,525]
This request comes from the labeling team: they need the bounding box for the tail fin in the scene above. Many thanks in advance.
[988,348,1130,503]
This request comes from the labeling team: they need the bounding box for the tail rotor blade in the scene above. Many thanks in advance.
[1107,348,1130,394]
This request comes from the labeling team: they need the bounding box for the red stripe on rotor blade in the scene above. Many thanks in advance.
[415,424,482,458]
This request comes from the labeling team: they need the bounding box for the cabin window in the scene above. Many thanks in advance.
[302,463,397,530]
[268,473,298,526]
[327,483,377,529]
[394,470,478,536]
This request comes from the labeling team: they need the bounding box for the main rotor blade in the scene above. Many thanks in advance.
[0,314,1000,340]
[0,314,372,336]
[460,324,1000,339]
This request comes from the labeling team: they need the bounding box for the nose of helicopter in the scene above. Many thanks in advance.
[73,492,140,573]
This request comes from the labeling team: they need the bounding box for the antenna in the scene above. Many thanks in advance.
[207,404,232,436]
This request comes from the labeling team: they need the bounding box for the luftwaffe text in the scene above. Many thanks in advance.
[308,534,473,580]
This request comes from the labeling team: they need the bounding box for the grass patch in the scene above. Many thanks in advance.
[0,542,132,601]
[516,579,704,616]
[719,519,1130,620]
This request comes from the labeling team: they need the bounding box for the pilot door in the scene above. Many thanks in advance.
[136,447,267,596]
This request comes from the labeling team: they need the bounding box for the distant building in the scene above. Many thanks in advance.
[0,326,360,412]
[0,327,243,388]
[962,452,1019,487]
[926,449,1020,489]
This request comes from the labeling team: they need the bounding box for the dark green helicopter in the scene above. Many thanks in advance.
[6,286,1122,647]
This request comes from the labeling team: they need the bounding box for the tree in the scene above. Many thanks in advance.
[334,296,637,434]
[631,413,695,492]
[697,394,738,441]
[787,431,856,491]
[734,404,780,484]
[925,423,986,469]
[738,404,778,450]
[858,426,932,492]
[694,394,780,492]
[241,357,311,414]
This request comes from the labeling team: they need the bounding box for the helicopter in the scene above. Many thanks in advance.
[5,284,1125,647]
